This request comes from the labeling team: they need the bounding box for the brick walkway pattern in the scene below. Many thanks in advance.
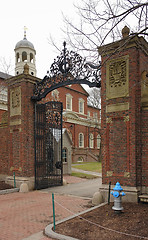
[0,176,90,240]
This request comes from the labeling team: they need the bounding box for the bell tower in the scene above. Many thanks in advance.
[14,27,36,76]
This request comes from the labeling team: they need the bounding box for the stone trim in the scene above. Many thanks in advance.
[10,86,21,117]
[98,36,148,56]
[99,184,141,202]
[10,118,21,126]
[6,74,40,86]
[106,102,129,113]
[106,55,129,100]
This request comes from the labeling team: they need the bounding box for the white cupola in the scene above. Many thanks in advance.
[14,27,36,76]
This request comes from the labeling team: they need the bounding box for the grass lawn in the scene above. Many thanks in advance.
[72,162,102,173]
[71,172,98,179]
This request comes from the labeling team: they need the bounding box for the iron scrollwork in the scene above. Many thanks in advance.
[32,41,101,101]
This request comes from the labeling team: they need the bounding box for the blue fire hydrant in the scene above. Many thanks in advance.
[111,182,125,212]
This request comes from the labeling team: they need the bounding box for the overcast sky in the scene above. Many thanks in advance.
[0,0,79,78]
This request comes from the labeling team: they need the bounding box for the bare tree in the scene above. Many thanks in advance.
[62,0,148,61]
[87,87,101,108]
[0,57,13,96]
[0,57,13,75]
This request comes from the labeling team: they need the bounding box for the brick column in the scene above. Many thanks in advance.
[98,27,148,202]
[6,67,40,189]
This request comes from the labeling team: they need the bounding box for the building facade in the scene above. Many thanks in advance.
[43,84,101,163]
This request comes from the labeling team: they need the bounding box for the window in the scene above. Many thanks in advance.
[97,134,101,149]
[30,53,34,63]
[0,86,8,105]
[77,156,84,163]
[16,52,20,62]
[79,98,84,114]
[87,111,90,118]
[79,133,84,148]
[62,148,67,163]
[66,94,72,111]
[22,51,27,62]
[52,89,59,101]
[93,112,98,120]
[89,133,94,148]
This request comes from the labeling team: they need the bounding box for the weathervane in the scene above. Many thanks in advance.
[32,41,101,101]
[24,26,28,39]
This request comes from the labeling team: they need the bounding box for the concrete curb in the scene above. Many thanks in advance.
[45,202,107,240]
[0,188,19,195]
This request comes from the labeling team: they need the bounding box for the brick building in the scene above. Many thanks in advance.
[44,85,101,163]
[99,26,148,202]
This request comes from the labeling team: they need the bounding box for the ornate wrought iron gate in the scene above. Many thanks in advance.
[32,41,101,190]
[35,101,63,190]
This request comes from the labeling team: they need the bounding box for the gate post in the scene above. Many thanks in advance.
[6,65,40,190]
[98,27,148,202]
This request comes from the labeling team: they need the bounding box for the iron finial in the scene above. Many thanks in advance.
[63,41,66,48]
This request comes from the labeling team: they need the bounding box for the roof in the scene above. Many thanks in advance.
[65,84,89,97]
[87,104,101,110]
[15,37,35,50]
[0,71,12,79]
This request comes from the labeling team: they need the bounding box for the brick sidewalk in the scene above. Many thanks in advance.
[0,176,90,240]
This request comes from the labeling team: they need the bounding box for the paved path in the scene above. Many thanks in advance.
[0,174,102,240]
[42,178,102,199]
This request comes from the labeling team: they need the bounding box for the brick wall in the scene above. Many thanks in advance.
[141,109,148,187]
[0,126,9,175]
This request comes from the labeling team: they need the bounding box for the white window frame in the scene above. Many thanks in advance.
[89,133,94,148]
[66,94,72,111]
[0,86,8,103]
[79,98,84,114]
[79,133,84,148]
[87,111,90,118]
[97,134,101,149]
[62,148,67,163]
[93,112,98,119]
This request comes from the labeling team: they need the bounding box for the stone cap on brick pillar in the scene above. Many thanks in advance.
[98,27,148,56]
[122,26,130,38]
[23,63,29,75]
